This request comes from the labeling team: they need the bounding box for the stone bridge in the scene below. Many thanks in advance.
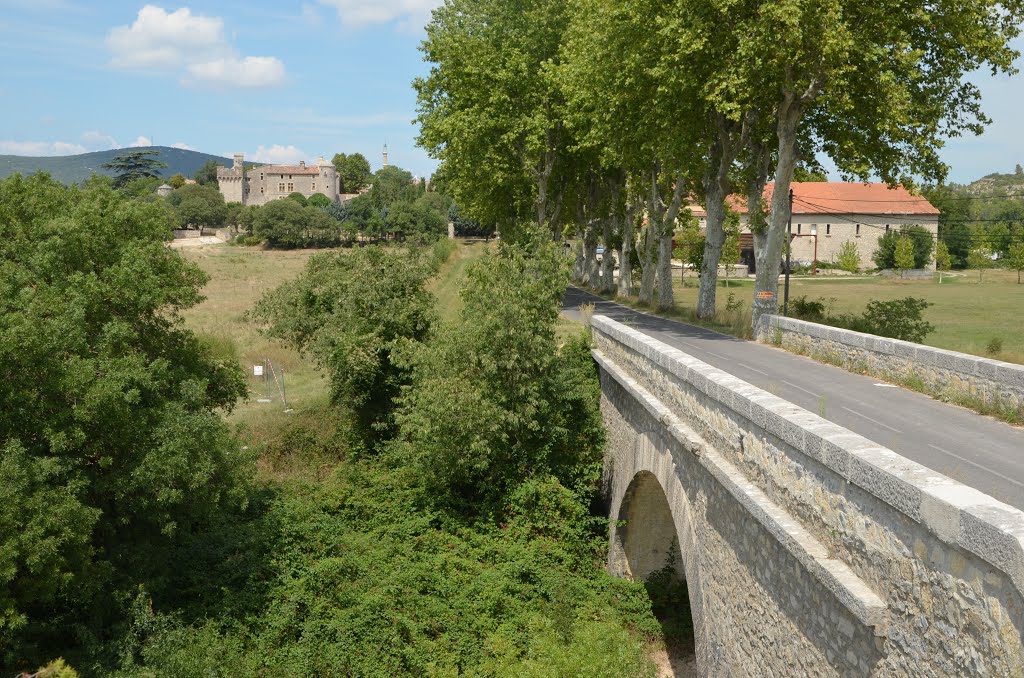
[591,315,1024,677]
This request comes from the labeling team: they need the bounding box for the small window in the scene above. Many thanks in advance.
[260,172,264,181]
[885,224,890,232]
[826,224,831,235]
[278,182,286,193]
[312,182,316,191]
[797,224,802,234]
[260,187,264,194]
[856,224,861,235]
[287,182,294,192]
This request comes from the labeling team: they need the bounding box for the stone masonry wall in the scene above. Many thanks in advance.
[593,315,1024,677]
[757,315,1024,416]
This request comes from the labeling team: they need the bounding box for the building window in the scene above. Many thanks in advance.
[826,224,831,235]
[278,182,286,193]
[856,224,861,236]
[260,187,264,194]
[885,224,890,232]
[287,182,294,192]
[312,182,316,191]
[260,172,264,181]
[797,224,802,234]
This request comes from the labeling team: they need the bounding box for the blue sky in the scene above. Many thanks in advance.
[0,1,1022,184]
[0,0,442,178]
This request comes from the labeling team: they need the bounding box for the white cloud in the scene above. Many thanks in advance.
[81,130,120,148]
[300,3,323,26]
[105,5,286,89]
[171,142,194,150]
[129,136,153,147]
[0,140,89,156]
[317,0,441,30]
[247,144,309,164]
[185,56,286,88]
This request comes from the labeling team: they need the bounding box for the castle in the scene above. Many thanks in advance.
[216,153,341,206]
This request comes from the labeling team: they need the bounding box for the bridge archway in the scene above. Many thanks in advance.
[606,431,707,670]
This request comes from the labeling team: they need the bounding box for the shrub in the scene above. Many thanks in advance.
[307,192,332,208]
[859,297,935,343]
[790,296,828,322]
[987,337,1004,356]
[873,225,934,269]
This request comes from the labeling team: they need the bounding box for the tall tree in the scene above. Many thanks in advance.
[102,150,167,189]
[748,0,1024,328]
[332,152,372,193]
[193,159,222,186]
[416,0,575,239]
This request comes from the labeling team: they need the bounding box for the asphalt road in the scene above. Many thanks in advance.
[563,287,1024,511]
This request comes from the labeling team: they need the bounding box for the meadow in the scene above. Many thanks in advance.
[669,268,1024,363]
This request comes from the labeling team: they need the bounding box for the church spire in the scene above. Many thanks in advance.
[383,143,389,169]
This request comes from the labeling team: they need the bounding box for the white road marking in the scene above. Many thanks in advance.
[841,406,902,434]
[781,379,819,398]
[705,350,728,361]
[927,444,1024,490]
[738,362,771,377]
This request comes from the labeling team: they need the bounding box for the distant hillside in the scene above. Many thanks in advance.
[0,146,245,185]
[963,166,1024,195]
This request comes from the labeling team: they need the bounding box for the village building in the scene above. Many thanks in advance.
[216,153,341,206]
[689,182,940,271]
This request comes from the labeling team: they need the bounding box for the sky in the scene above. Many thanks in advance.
[0,1,1022,184]
[0,0,444,178]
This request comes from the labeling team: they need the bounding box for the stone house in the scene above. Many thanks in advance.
[217,153,341,206]
[689,182,940,271]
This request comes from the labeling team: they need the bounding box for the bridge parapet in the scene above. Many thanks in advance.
[592,314,1024,676]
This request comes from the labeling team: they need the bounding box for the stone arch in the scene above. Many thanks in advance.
[607,430,709,670]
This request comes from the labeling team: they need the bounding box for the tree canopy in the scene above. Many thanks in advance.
[102,150,167,189]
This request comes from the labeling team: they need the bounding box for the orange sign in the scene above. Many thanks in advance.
[756,292,776,300]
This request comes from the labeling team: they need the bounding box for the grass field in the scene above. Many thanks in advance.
[178,240,497,449]
[664,268,1024,363]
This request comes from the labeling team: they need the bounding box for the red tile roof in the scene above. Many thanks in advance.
[688,182,939,218]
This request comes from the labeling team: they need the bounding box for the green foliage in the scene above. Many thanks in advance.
[0,173,249,667]
[395,242,605,516]
[251,247,437,444]
[251,199,348,248]
[332,152,373,194]
[1007,242,1024,283]
[935,240,952,270]
[968,242,995,280]
[721,209,741,279]
[168,173,186,190]
[894,236,916,277]
[873,225,934,270]
[166,183,228,229]
[369,166,419,211]
[789,296,829,323]
[835,241,861,273]
[858,298,935,343]
[102,150,167,189]
[286,191,308,206]
[192,160,222,187]
[673,211,705,279]
[987,337,1004,356]
[307,192,332,208]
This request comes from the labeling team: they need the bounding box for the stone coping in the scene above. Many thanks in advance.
[593,348,888,631]
[758,315,1024,394]
[591,314,1024,598]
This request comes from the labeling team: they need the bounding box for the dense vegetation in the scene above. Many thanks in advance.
[0,173,670,676]
[0,146,243,185]
[415,0,1023,327]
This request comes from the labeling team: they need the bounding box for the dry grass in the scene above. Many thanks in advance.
[178,244,328,439]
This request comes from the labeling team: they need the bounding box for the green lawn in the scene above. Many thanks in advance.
[664,268,1024,363]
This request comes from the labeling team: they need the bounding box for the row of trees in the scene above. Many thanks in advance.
[415,0,1024,327]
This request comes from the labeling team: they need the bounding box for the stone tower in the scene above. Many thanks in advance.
[217,152,248,204]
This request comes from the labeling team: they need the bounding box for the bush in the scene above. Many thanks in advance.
[789,296,828,322]
[307,192,332,208]
[987,337,1004,356]
[857,297,935,343]
[873,225,934,269]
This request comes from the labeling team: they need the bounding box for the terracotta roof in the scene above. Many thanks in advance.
[688,182,939,218]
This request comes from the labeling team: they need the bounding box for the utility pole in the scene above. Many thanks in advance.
[783,188,794,316]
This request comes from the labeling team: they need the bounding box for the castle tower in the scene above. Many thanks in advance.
[382,144,389,169]
[233,153,244,170]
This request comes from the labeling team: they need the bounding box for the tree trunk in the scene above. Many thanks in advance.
[751,96,803,332]
[618,196,635,297]
[656,178,686,310]
[600,216,615,293]
[638,221,657,305]
[584,225,599,287]
[696,124,737,319]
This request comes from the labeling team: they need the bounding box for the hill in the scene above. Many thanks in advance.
[962,166,1024,195]
[0,146,248,185]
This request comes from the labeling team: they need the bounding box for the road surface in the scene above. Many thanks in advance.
[563,287,1024,511]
